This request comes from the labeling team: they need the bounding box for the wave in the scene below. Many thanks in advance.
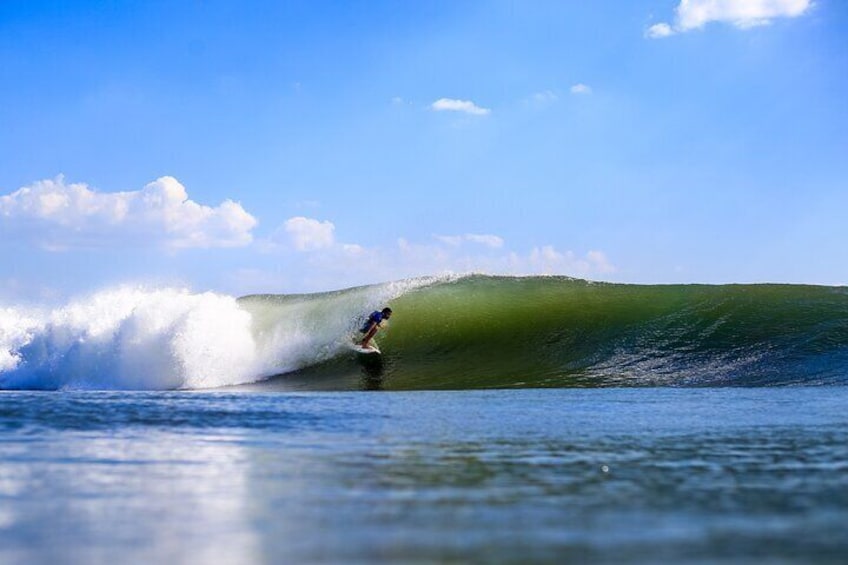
[1,275,846,390]
[0,278,440,390]
[378,276,848,389]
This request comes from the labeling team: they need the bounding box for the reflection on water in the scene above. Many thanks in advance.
[0,428,261,564]
[359,353,385,390]
[0,389,847,563]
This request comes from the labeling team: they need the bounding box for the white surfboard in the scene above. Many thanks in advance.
[348,342,381,355]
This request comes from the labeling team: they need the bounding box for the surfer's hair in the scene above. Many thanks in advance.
[382,307,393,315]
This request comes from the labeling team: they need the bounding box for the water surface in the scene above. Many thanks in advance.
[1,387,846,563]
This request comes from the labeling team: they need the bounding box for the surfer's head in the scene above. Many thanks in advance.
[381,307,393,319]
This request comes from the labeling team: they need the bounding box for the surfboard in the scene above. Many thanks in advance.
[348,342,381,355]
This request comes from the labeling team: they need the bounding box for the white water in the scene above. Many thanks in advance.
[0,277,444,390]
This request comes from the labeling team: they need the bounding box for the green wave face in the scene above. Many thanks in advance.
[364,276,848,389]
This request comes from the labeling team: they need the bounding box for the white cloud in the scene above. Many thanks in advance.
[465,234,504,248]
[0,175,257,250]
[646,22,674,38]
[283,216,335,251]
[648,0,812,38]
[534,90,558,102]
[528,247,615,276]
[376,240,616,283]
[255,219,615,292]
[587,250,616,274]
[523,91,559,111]
[532,90,559,103]
[435,233,504,249]
[258,222,615,291]
[570,83,593,95]
[431,98,491,116]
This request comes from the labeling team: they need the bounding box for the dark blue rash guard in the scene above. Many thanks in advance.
[360,311,385,333]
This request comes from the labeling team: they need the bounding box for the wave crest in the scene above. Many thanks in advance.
[1,287,257,389]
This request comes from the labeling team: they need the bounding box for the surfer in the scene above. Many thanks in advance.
[360,307,392,349]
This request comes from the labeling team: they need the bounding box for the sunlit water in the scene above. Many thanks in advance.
[1,388,847,563]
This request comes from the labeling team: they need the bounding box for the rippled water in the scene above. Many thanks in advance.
[1,388,846,563]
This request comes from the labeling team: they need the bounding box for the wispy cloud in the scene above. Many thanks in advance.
[0,176,256,250]
[570,83,593,95]
[431,98,491,116]
[533,90,559,103]
[529,247,615,275]
[435,233,504,249]
[522,90,559,111]
[352,239,615,286]
[647,0,812,38]
[255,222,614,292]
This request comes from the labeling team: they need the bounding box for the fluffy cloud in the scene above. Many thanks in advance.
[570,83,593,95]
[431,98,491,116]
[647,0,812,38]
[0,176,257,250]
[283,217,335,251]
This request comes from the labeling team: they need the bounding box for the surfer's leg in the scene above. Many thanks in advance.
[361,325,379,347]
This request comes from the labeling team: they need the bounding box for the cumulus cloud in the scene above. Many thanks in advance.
[0,175,257,250]
[647,0,812,38]
[570,83,593,95]
[431,98,491,116]
[283,216,335,251]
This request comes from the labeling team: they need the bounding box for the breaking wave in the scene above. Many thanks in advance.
[1,275,846,390]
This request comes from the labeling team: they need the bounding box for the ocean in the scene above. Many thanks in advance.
[1,275,847,563]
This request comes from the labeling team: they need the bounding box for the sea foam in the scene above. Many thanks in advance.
[0,287,259,389]
[0,276,443,390]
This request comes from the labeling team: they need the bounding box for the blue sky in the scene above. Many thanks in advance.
[1,0,846,299]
